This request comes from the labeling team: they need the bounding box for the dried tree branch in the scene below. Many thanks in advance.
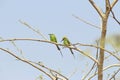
[104,64,120,71]
[0,47,68,80]
[0,38,99,64]
[1,38,120,64]
[73,47,99,64]
[19,20,48,40]
[74,43,120,61]
[82,40,99,80]
[68,68,78,78]
[108,0,120,25]
[99,8,107,80]
[109,68,120,80]
[111,0,118,8]
[89,1,118,80]
[88,64,120,80]
[10,41,25,59]
[89,1,107,79]
[29,61,68,80]
[0,48,55,80]
[72,14,101,29]
[111,10,120,25]
[89,0,104,18]
[106,0,111,15]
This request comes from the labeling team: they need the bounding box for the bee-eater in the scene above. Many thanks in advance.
[49,34,63,57]
[62,37,75,58]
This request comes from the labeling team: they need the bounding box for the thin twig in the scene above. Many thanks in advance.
[108,0,120,25]
[74,43,120,61]
[88,64,120,79]
[72,14,101,29]
[19,20,48,40]
[104,64,120,72]
[109,68,120,80]
[111,0,118,8]
[0,38,99,64]
[11,41,25,59]
[1,38,120,64]
[0,48,54,80]
[0,47,69,80]
[74,48,99,64]
[89,0,104,18]
[68,68,78,78]
[29,61,68,80]
[111,10,120,25]
[82,40,99,80]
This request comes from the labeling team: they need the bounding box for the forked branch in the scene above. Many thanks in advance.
[0,48,68,80]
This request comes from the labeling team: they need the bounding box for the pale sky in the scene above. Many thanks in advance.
[0,0,120,80]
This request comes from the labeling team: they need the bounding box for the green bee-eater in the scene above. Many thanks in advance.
[62,37,75,58]
[49,34,63,57]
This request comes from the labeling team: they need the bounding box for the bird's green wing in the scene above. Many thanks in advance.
[63,37,71,46]
[49,34,63,57]
[50,34,57,42]
[62,37,75,58]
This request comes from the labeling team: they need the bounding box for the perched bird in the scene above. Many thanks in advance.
[62,37,75,58]
[49,34,63,57]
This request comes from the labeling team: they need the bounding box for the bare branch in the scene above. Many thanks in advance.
[104,64,120,71]
[0,47,69,80]
[68,68,78,78]
[111,11,120,25]
[111,0,118,8]
[74,47,99,64]
[0,48,54,80]
[0,38,99,64]
[89,0,104,18]
[88,64,120,80]
[72,14,101,29]
[82,57,97,80]
[74,43,120,61]
[11,41,25,59]
[19,20,48,40]
[109,68,120,80]
[82,41,99,80]
[29,61,68,80]
[106,0,111,15]
[108,0,120,25]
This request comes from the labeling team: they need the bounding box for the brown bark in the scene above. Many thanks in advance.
[98,16,108,80]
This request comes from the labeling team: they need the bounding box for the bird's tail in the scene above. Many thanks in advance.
[56,45,63,57]
[56,45,60,50]
[70,49,75,58]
